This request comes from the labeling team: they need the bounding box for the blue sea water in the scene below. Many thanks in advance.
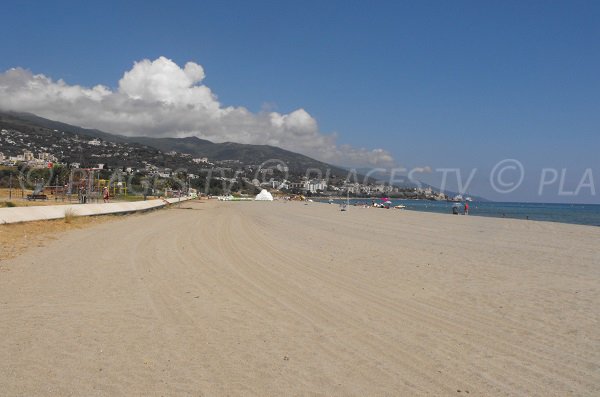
[316,199,600,227]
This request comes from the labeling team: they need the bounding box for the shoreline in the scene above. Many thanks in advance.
[311,197,600,227]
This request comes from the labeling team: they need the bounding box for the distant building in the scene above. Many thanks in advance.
[0,152,4,161]
[88,139,101,146]
[343,183,361,194]
[288,182,305,190]
[23,150,34,161]
[307,179,327,193]
[38,152,57,162]
[271,180,289,189]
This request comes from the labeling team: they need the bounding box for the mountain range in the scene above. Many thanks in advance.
[0,110,487,200]
[0,111,348,176]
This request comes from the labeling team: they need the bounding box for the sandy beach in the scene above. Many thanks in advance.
[1,200,599,396]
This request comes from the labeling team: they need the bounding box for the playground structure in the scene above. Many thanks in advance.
[27,181,48,201]
[40,169,129,203]
[2,168,139,205]
[97,179,128,197]
[2,168,103,203]
[71,170,129,203]
[66,168,100,203]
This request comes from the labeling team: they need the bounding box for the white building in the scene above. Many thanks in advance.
[288,181,307,190]
[273,180,289,189]
[88,139,101,146]
[38,152,58,162]
[286,179,327,193]
[343,183,361,194]
[307,179,327,193]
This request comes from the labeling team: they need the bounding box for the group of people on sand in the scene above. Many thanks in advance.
[452,201,469,215]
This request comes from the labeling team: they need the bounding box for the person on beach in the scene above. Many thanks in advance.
[464,201,469,215]
[103,187,110,203]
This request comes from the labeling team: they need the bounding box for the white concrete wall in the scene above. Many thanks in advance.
[0,196,193,224]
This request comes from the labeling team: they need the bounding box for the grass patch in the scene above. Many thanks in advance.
[64,208,76,223]
[114,195,156,202]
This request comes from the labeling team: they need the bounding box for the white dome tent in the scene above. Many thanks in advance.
[255,189,274,201]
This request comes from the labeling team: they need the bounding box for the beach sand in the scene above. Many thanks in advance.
[0,216,114,263]
[1,200,599,396]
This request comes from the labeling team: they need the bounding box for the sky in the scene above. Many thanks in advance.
[1,0,599,202]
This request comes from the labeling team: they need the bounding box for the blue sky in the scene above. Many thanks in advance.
[1,1,599,202]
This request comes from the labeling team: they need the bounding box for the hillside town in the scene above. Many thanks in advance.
[0,127,448,199]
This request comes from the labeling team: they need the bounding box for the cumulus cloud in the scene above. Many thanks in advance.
[0,56,395,167]
[411,166,432,174]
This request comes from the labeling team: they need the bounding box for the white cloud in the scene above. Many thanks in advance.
[0,56,395,167]
[411,166,432,174]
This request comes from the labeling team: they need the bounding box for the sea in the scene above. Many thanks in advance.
[315,199,600,227]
